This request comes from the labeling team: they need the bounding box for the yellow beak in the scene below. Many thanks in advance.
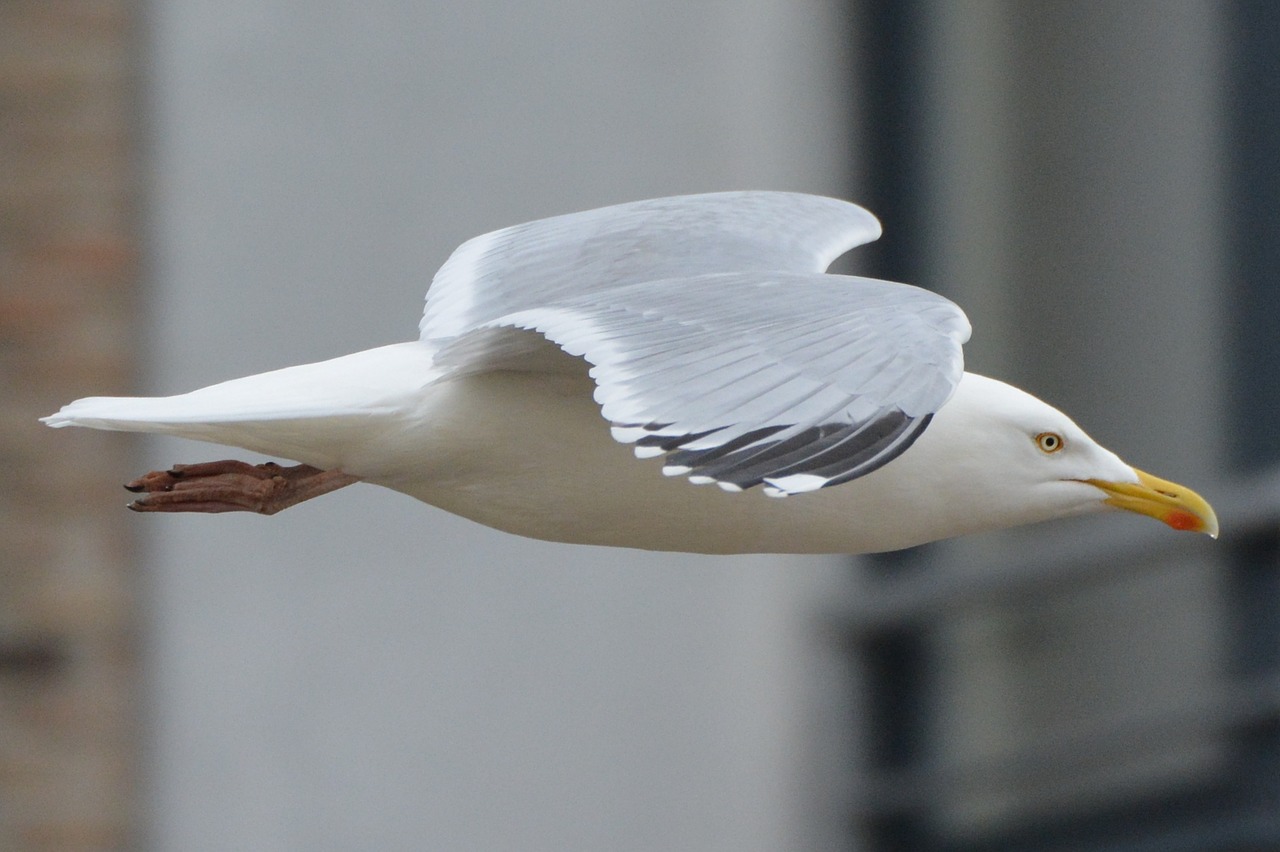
[1085,468,1219,538]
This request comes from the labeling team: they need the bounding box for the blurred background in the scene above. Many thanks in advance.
[2,1,1274,850]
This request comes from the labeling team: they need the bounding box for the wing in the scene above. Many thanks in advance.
[435,272,971,496]
[419,191,881,341]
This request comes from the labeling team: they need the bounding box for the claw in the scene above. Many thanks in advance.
[121,460,359,515]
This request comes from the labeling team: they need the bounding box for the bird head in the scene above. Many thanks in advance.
[925,374,1219,539]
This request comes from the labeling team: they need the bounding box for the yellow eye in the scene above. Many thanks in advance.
[1035,432,1065,454]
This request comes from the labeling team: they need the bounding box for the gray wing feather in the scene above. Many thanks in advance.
[436,271,970,496]
[420,191,881,341]
[423,192,967,496]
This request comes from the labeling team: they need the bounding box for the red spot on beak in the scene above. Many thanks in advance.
[1166,510,1201,532]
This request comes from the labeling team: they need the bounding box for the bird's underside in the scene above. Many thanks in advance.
[125,460,358,515]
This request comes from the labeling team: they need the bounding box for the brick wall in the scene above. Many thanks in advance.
[1,2,140,849]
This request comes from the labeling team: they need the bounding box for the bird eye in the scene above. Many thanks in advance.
[1035,432,1065,454]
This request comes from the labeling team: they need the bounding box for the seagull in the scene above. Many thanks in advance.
[43,191,1218,554]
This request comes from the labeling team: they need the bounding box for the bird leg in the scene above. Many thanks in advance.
[124,460,359,515]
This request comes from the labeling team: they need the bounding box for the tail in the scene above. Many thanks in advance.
[43,342,440,470]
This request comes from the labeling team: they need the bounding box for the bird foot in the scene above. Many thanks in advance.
[124,460,358,515]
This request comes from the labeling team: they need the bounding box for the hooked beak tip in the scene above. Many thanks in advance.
[1085,468,1218,539]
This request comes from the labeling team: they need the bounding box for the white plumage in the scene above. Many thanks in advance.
[44,192,1217,553]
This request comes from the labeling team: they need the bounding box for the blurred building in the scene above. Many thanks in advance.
[2,3,140,849]
[846,3,1276,851]
[2,2,1274,851]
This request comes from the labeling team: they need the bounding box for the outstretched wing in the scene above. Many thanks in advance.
[436,271,970,496]
[424,191,968,496]
[420,191,881,341]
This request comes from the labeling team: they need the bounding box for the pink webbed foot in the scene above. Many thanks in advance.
[124,460,359,515]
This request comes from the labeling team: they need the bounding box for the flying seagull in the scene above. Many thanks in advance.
[43,191,1217,554]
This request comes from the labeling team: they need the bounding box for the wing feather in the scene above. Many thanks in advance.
[420,191,881,341]
[422,192,968,495]
[434,270,969,495]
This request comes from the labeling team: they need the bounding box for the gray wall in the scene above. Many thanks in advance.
[141,3,856,851]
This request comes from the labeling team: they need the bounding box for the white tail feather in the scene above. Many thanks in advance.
[42,342,441,469]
